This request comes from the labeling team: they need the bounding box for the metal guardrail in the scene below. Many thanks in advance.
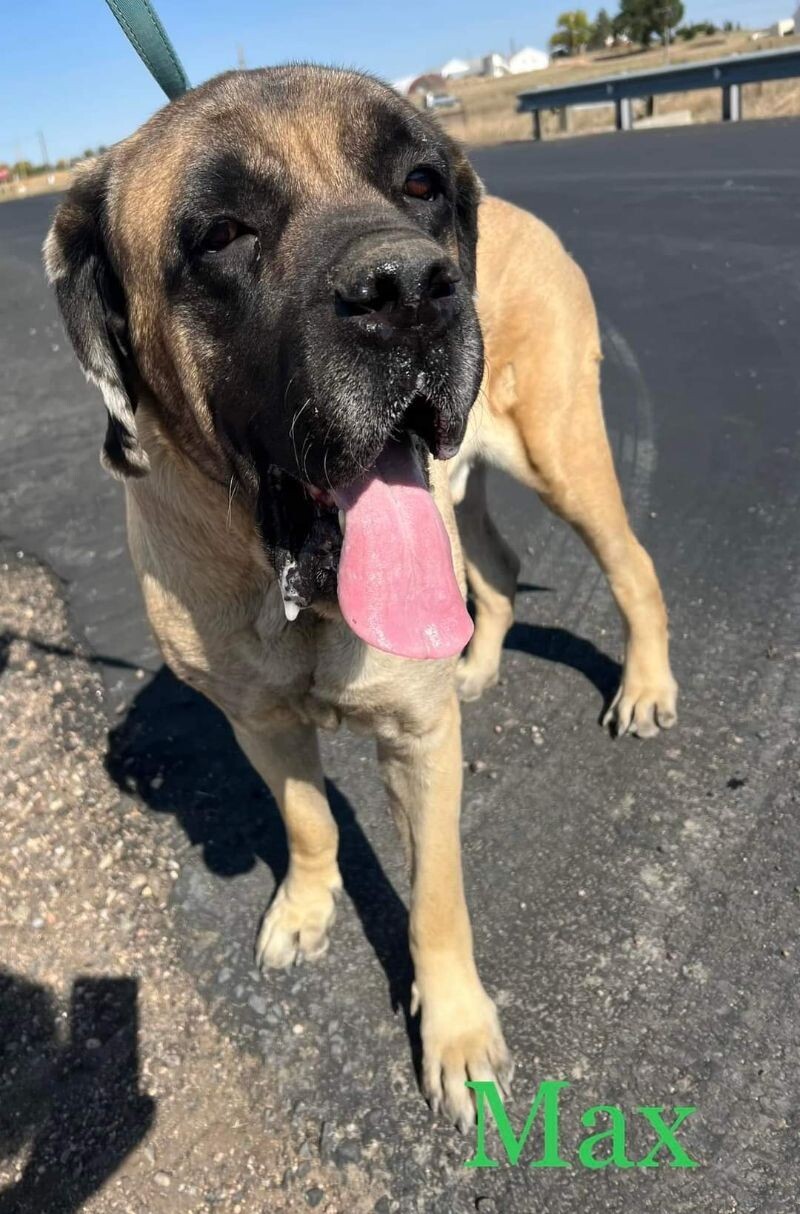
[517,45,800,138]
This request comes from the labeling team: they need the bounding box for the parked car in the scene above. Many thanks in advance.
[424,91,460,110]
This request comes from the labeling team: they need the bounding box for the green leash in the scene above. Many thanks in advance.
[104,0,190,99]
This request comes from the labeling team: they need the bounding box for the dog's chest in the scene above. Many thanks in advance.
[253,590,450,740]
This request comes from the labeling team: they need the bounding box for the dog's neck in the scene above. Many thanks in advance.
[132,400,341,615]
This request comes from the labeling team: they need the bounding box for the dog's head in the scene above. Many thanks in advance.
[45,66,484,658]
[45,65,483,489]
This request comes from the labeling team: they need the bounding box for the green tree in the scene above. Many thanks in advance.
[549,9,592,54]
[589,7,614,48]
[614,0,685,46]
[677,19,716,40]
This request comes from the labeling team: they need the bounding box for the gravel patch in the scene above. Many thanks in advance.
[0,551,380,1214]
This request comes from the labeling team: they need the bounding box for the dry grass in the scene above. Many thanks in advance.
[0,169,73,204]
[436,32,800,144]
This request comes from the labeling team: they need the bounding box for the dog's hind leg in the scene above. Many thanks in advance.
[377,694,512,1129]
[513,354,678,738]
[233,717,342,969]
[453,462,520,702]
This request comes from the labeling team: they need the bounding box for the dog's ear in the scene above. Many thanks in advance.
[44,157,150,479]
[451,148,484,291]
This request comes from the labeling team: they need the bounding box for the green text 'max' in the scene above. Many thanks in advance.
[465,1080,700,1170]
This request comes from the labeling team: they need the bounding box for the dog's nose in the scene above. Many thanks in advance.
[334,250,461,341]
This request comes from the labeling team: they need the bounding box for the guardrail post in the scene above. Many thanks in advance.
[722,82,742,121]
[532,110,542,141]
[615,97,633,131]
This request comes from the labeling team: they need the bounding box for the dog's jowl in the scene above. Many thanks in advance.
[46,65,676,1129]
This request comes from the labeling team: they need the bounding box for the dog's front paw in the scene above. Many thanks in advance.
[603,667,678,738]
[256,867,342,969]
[455,657,500,703]
[413,974,513,1132]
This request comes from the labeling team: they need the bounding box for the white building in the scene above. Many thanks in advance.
[440,57,472,79]
[508,46,550,74]
[481,52,511,78]
[772,16,795,34]
[392,75,417,96]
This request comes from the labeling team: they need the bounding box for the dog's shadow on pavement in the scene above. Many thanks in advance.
[104,668,420,1059]
[0,971,154,1214]
[503,620,621,707]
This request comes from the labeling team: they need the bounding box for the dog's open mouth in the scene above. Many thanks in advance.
[283,398,473,661]
[331,435,472,659]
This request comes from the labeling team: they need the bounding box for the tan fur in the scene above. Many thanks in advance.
[47,78,676,1128]
[452,197,677,730]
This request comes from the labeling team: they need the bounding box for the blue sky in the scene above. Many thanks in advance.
[1,0,777,163]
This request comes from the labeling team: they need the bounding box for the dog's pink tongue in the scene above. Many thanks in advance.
[332,442,473,660]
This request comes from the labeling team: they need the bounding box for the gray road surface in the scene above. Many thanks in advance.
[1,118,799,1212]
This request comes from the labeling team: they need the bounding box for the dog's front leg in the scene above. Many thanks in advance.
[377,693,512,1129]
[233,718,342,969]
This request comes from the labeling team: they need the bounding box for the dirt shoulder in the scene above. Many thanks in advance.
[0,552,379,1214]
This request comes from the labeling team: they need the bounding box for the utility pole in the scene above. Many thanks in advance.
[237,43,246,70]
[37,130,49,168]
[660,5,671,63]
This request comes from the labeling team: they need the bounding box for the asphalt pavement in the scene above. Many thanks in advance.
[1,118,799,1213]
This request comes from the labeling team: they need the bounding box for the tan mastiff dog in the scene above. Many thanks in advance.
[45,65,676,1130]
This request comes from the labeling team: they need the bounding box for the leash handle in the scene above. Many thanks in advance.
[104,0,190,99]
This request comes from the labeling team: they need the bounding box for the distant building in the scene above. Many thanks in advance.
[772,16,795,35]
[440,57,473,79]
[393,73,449,104]
[508,46,550,74]
[392,75,417,96]
[401,45,550,90]
[481,52,511,78]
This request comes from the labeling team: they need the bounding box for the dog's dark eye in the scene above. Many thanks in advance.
[404,168,439,202]
[201,218,243,252]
